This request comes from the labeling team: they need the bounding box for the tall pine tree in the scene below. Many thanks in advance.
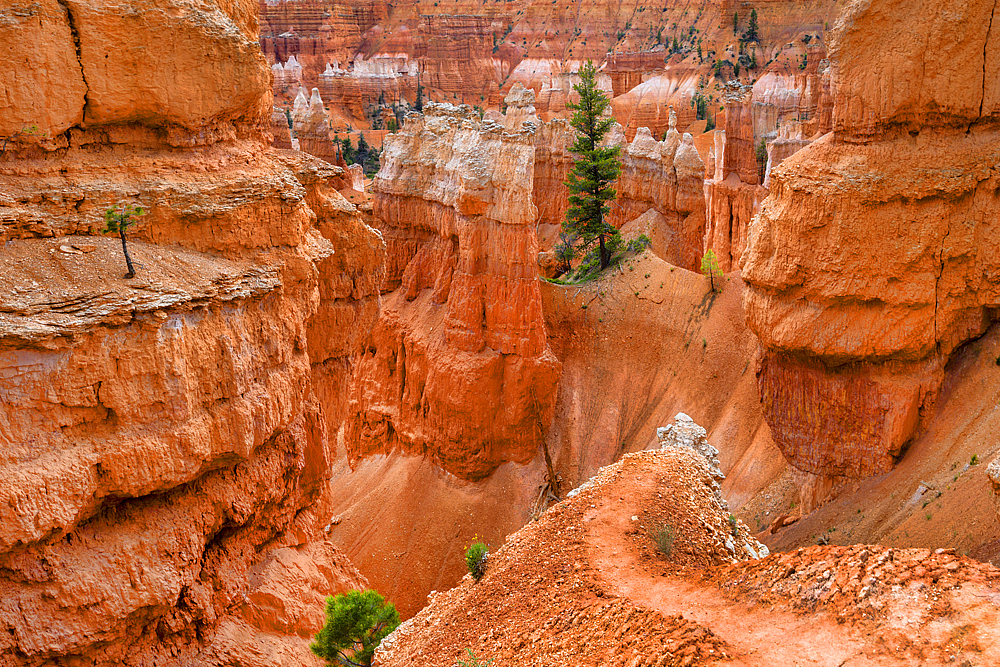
[563,60,621,270]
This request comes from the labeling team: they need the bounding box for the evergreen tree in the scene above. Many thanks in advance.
[733,11,739,34]
[104,204,143,279]
[310,590,400,667]
[341,135,355,165]
[415,83,424,111]
[700,249,723,292]
[356,133,370,171]
[746,8,760,42]
[563,60,621,271]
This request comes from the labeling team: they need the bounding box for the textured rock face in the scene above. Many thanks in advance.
[0,0,385,664]
[705,50,834,272]
[259,0,840,135]
[1,0,270,144]
[743,0,1000,479]
[346,99,561,480]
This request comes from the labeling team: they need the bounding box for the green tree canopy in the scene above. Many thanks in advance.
[563,60,621,271]
[310,590,400,667]
[745,9,760,42]
[104,204,143,279]
[700,249,723,292]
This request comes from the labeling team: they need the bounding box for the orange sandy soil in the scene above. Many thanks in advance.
[375,449,1000,667]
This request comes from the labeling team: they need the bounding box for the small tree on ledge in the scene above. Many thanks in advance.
[104,204,143,279]
[563,60,621,271]
[311,589,400,667]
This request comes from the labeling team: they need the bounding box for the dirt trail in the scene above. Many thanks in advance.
[593,535,891,666]
[585,455,1000,667]
[375,449,1000,667]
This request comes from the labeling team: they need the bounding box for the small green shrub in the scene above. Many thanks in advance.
[464,537,489,581]
[649,523,675,557]
[971,454,981,465]
[311,589,400,667]
[728,514,739,537]
[625,233,651,254]
[456,648,495,667]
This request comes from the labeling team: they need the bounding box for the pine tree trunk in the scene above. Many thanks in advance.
[599,233,609,270]
[119,228,136,279]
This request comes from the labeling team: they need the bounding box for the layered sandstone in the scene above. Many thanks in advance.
[0,0,386,664]
[704,46,833,272]
[742,0,1000,480]
[258,0,840,135]
[345,97,561,480]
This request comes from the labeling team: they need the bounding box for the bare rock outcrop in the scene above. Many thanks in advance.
[743,0,1000,480]
[346,100,562,480]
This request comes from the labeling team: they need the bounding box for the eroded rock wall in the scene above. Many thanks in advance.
[705,50,834,272]
[0,0,385,664]
[742,0,1000,480]
[346,99,561,480]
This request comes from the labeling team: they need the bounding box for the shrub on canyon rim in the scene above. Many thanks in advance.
[650,523,676,557]
[464,537,489,581]
[310,589,400,667]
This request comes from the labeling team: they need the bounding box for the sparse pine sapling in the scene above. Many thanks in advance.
[553,231,578,275]
[700,249,723,292]
[456,648,495,667]
[104,204,144,279]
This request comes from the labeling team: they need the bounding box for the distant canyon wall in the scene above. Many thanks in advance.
[259,0,839,138]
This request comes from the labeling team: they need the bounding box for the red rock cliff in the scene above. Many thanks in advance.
[743,0,1000,480]
[0,0,385,664]
[345,97,561,480]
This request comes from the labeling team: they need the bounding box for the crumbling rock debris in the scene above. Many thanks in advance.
[658,412,725,502]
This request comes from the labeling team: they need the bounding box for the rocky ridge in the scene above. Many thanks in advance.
[375,421,1000,666]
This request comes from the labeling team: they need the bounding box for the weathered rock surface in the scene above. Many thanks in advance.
[346,98,561,480]
[0,0,386,664]
[742,0,1000,480]
[705,47,834,272]
[259,0,839,136]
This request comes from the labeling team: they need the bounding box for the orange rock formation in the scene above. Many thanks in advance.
[345,95,562,480]
[259,0,840,140]
[743,0,1000,481]
[0,0,385,664]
